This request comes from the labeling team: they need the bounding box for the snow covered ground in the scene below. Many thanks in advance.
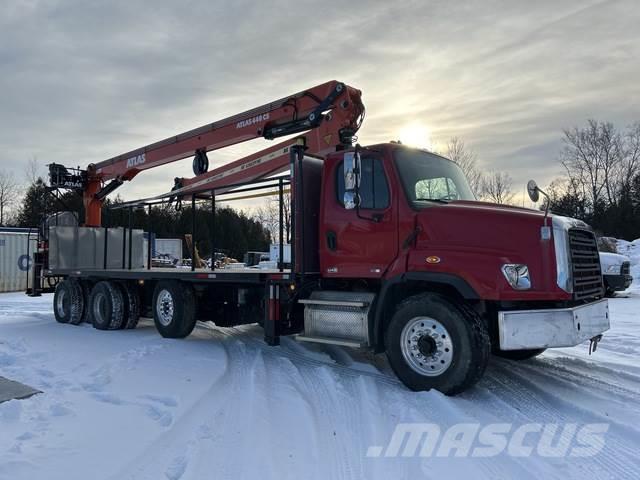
[1,291,639,480]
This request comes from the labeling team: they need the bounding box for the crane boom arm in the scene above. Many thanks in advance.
[81,80,363,225]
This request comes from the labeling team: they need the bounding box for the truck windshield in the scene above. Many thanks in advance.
[394,148,475,206]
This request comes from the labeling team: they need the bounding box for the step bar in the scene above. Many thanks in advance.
[294,334,365,348]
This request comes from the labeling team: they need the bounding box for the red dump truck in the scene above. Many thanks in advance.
[35,81,610,395]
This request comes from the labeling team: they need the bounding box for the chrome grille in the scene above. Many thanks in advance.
[568,229,603,300]
[621,261,631,275]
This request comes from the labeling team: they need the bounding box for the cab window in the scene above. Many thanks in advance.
[336,157,390,209]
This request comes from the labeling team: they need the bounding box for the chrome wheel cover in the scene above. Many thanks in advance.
[400,316,454,376]
[156,289,175,326]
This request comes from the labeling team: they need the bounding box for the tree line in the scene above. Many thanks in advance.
[544,120,640,240]
[6,175,271,261]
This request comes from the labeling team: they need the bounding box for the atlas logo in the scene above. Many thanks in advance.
[236,113,269,129]
[126,153,146,168]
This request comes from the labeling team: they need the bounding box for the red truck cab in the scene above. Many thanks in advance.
[293,142,609,394]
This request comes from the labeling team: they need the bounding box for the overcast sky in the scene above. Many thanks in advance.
[2,0,639,207]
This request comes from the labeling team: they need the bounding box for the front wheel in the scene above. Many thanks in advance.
[385,293,490,395]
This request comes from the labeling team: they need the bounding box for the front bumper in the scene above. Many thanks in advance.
[603,274,633,292]
[498,299,610,350]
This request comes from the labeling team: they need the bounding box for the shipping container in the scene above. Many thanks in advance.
[0,230,37,293]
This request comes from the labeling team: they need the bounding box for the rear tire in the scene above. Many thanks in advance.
[53,278,84,325]
[152,281,196,338]
[79,280,92,323]
[494,348,546,360]
[118,281,141,329]
[385,293,490,395]
[89,281,125,330]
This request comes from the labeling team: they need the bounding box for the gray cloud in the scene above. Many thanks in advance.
[1,0,639,202]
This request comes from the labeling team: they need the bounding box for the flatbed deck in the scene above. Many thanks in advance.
[47,267,292,285]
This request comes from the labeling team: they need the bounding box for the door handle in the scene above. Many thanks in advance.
[326,231,337,251]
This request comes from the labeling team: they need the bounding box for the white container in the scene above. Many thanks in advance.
[270,243,291,263]
[0,231,37,293]
[155,238,183,263]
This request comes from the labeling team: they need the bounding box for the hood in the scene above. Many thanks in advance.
[415,200,549,254]
[441,199,546,217]
[408,199,566,300]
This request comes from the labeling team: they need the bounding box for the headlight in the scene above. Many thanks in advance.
[501,264,531,290]
[552,216,572,293]
[605,264,622,274]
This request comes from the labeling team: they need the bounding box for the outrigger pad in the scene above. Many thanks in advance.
[0,376,41,403]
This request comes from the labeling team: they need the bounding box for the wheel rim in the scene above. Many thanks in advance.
[56,289,68,318]
[93,292,107,323]
[156,290,174,326]
[400,316,454,376]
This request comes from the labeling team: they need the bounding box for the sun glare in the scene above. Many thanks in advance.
[398,123,434,150]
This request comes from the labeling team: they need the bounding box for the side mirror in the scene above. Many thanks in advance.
[527,180,540,203]
[343,151,361,210]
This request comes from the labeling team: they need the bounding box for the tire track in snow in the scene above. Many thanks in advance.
[216,327,526,480]
[108,334,257,479]
[211,325,640,480]
[480,360,640,480]
[493,358,640,432]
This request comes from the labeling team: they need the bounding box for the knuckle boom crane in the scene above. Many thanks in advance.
[50,80,364,226]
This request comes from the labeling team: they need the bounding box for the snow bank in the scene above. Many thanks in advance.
[616,238,640,292]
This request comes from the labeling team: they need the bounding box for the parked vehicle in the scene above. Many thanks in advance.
[244,251,269,267]
[599,251,633,296]
[35,81,610,395]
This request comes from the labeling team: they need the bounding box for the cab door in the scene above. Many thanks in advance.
[320,154,398,278]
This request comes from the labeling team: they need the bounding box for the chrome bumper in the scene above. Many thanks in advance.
[498,299,610,350]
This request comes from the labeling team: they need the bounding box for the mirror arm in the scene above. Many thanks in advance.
[537,186,550,227]
[353,144,381,223]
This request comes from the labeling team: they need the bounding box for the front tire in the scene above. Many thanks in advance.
[385,293,490,395]
[152,281,196,338]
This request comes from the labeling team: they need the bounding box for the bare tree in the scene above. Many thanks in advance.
[620,122,640,194]
[482,171,515,205]
[442,137,483,197]
[25,156,45,185]
[253,191,291,243]
[560,120,623,208]
[0,170,18,226]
